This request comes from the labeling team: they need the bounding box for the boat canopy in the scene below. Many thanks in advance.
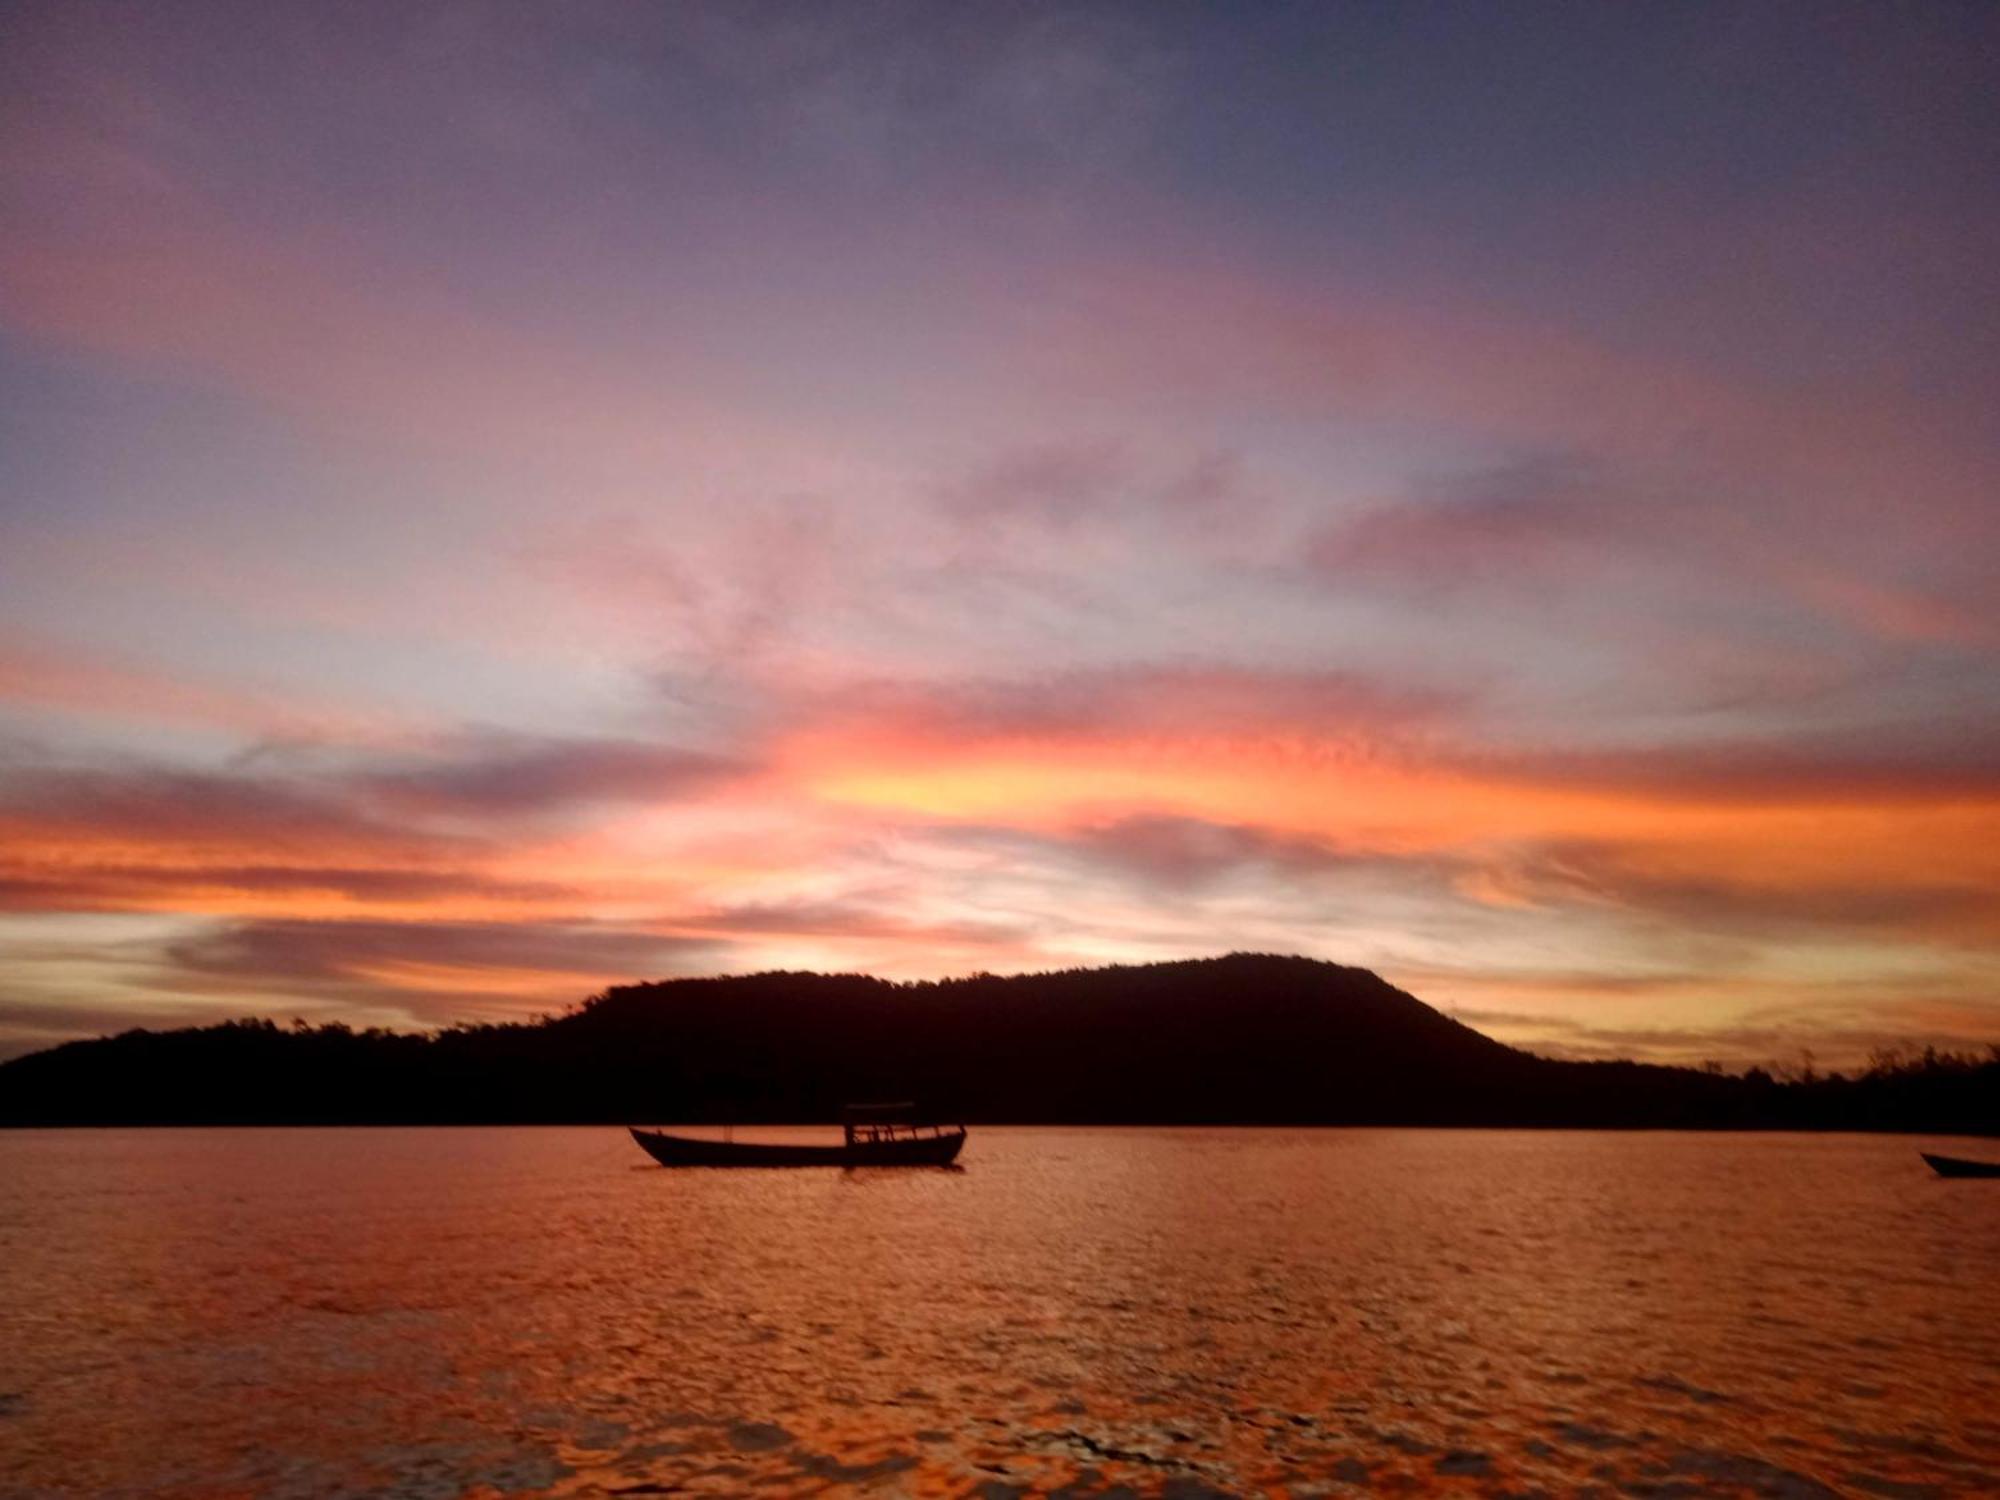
[840,1101,957,1146]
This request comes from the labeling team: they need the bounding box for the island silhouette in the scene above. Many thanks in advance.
[1,954,1992,1131]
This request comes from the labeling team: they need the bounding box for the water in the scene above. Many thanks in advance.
[2,1128,1996,1498]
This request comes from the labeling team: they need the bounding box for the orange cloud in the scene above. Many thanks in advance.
[786,722,2000,940]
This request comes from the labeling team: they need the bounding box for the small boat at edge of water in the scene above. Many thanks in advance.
[631,1103,965,1168]
[1921,1152,2000,1179]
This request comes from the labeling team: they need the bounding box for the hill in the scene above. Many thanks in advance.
[0,954,1992,1130]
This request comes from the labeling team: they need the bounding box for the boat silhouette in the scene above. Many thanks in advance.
[631,1103,965,1167]
[1921,1152,2000,1179]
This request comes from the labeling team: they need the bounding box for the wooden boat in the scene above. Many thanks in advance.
[631,1103,965,1168]
[1921,1152,2000,1179]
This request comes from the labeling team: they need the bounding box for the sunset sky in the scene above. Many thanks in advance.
[2,3,1995,1066]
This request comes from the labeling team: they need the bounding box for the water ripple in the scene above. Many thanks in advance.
[1,1127,1995,1497]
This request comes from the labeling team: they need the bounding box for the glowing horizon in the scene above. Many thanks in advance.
[2,4,1995,1067]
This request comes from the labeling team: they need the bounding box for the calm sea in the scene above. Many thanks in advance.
[2,1128,1995,1498]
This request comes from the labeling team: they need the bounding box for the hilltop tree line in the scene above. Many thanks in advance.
[0,955,1993,1132]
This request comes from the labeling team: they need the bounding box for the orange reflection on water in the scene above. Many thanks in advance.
[2,1127,1995,1498]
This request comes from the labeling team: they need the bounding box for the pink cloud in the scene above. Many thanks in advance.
[1007,253,1996,555]
[0,635,408,742]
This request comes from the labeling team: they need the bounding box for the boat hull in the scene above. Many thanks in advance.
[630,1126,965,1168]
[1922,1152,2000,1179]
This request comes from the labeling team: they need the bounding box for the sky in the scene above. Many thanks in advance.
[1,2,1996,1066]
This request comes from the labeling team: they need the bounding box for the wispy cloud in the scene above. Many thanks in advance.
[352,733,745,816]
[163,916,716,1005]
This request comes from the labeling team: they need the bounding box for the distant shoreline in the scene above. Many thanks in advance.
[5,1121,1998,1138]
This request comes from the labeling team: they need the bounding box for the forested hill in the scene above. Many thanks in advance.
[1,953,1993,1131]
